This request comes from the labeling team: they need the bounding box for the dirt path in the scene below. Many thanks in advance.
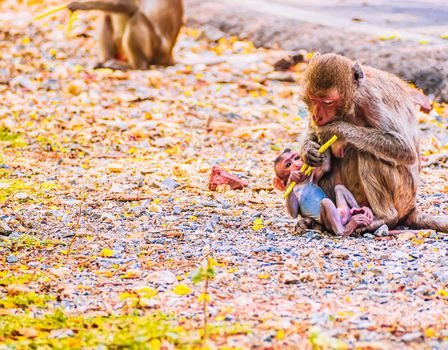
[186,0,448,101]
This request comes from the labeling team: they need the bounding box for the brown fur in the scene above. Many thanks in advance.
[68,0,183,70]
[302,53,448,232]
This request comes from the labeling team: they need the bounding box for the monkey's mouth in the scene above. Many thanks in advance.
[313,117,326,126]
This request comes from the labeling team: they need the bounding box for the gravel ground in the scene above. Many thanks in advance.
[0,1,447,348]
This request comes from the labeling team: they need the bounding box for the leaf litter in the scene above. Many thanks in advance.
[0,0,447,349]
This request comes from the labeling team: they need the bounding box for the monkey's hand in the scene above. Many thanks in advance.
[302,139,324,167]
[289,171,307,184]
[350,207,373,223]
[67,2,85,11]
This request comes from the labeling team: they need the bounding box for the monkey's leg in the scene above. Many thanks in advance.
[404,209,448,233]
[96,14,116,67]
[320,198,345,236]
[155,42,175,66]
[334,184,359,225]
[122,14,158,70]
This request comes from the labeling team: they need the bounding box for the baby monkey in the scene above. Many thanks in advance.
[274,149,373,236]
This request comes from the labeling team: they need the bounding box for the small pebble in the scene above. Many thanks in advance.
[6,254,18,263]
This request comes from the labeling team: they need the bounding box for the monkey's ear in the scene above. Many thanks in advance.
[352,62,365,86]
[310,52,321,62]
[273,177,286,191]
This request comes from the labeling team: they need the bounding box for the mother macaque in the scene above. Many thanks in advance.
[68,0,183,70]
[301,53,447,232]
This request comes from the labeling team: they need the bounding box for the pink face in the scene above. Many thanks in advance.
[275,151,304,180]
[308,92,341,126]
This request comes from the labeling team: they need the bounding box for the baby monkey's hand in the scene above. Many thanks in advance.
[289,171,308,184]
[350,207,373,223]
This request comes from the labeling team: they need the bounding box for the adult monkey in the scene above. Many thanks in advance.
[67,0,183,70]
[301,53,448,232]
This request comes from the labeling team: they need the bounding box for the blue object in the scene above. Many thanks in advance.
[298,183,328,222]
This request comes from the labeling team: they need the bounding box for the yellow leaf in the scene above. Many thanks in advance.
[437,289,448,297]
[107,163,123,173]
[120,271,140,279]
[252,218,264,231]
[149,339,161,350]
[276,329,285,340]
[258,273,270,279]
[198,293,211,302]
[440,33,448,39]
[135,286,157,298]
[172,284,192,296]
[119,292,133,300]
[100,248,114,257]
[379,34,400,41]
[189,215,198,222]
[412,238,424,245]
[425,328,436,338]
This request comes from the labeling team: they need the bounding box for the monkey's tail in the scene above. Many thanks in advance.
[406,212,448,233]
[68,1,138,15]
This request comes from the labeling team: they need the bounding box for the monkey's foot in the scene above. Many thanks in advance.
[94,59,130,71]
[293,218,322,235]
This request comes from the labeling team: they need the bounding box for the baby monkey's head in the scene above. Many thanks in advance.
[273,149,304,191]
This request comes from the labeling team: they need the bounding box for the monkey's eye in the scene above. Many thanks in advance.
[323,100,334,106]
[285,162,292,168]
[294,156,300,161]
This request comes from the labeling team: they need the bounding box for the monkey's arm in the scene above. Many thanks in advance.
[68,0,137,14]
[318,121,417,165]
[286,189,315,233]
[312,150,331,182]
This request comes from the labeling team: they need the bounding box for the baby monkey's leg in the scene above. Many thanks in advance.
[334,184,359,225]
[320,198,345,236]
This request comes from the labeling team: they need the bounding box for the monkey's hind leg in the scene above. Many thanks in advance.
[95,14,117,69]
[122,13,159,70]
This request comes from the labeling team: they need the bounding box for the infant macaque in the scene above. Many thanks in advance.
[273,148,373,236]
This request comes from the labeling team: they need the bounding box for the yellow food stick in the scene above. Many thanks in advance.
[34,4,67,21]
[318,135,338,153]
[283,181,296,199]
[301,135,338,176]
[66,11,77,37]
[300,163,309,174]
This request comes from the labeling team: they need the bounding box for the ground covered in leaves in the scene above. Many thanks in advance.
[0,1,448,349]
